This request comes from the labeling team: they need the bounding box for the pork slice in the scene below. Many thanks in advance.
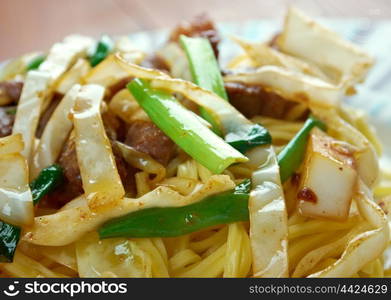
[225,82,305,119]
[169,13,221,58]
[125,120,176,166]
[0,80,23,105]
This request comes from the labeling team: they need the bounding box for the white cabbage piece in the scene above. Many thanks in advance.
[12,70,51,163]
[0,52,43,81]
[247,146,289,277]
[232,36,329,81]
[55,58,90,94]
[39,34,94,84]
[298,128,357,221]
[224,65,343,109]
[71,84,124,211]
[0,154,33,226]
[31,84,81,178]
[0,133,24,156]
[22,175,234,246]
[314,108,379,187]
[115,53,169,79]
[278,7,374,85]
[83,52,144,88]
[76,232,152,278]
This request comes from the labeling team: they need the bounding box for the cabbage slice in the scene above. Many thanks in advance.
[76,232,152,278]
[0,134,24,156]
[22,175,234,246]
[224,65,342,109]
[83,52,144,88]
[31,84,81,178]
[232,36,329,81]
[12,70,51,163]
[55,58,90,94]
[247,146,289,277]
[0,154,33,226]
[278,7,374,85]
[39,34,94,84]
[314,108,379,187]
[71,84,124,212]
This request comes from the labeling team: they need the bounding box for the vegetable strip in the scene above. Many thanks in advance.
[26,55,45,71]
[128,78,248,174]
[278,116,326,183]
[0,221,20,262]
[99,179,251,238]
[30,165,63,205]
[89,35,113,67]
[180,35,227,134]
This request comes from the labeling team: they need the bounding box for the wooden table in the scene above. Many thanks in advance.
[1,0,390,60]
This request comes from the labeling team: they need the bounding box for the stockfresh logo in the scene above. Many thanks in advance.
[3,281,20,297]
[3,281,127,297]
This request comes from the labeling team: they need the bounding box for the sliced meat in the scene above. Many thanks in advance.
[125,120,176,165]
[53,137,135,207]
[102,109,127,141]
[58,137,84,201]
[141,55,170,72]
[169,13,221,58]
[36,93,62,138]
[107,76,133,98]
[225,82,307,120]
[0,107,15,137]
[0,81,23,105]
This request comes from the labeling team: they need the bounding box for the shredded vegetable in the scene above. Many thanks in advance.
[30,165,63,205]
[0,221,20,262]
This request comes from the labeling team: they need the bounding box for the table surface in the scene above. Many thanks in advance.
[1,0,391,60]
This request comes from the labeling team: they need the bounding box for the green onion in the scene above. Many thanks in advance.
[225,123,272,154]
[5,107,17,115]
[26,55,45,71]
[30,164,64,205]
[99,179,251,238]
[278,116,326,183]
[180,35,227,135]
[89,35,113,67]
[179,35,271,152]
[0,221,20,262]
[128,79,247,174]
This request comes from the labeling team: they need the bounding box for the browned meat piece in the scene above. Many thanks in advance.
[0,107,15,137]
[125,120,176,165]
[0,81,23,104]
[102,109,127,141]
[225,82,306,120]
[169,13,220,58]
[107,76,133,98]
[53,137,135,207]
[58,137,84,200]
[36,93,62,138]
[141,55,170,72]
